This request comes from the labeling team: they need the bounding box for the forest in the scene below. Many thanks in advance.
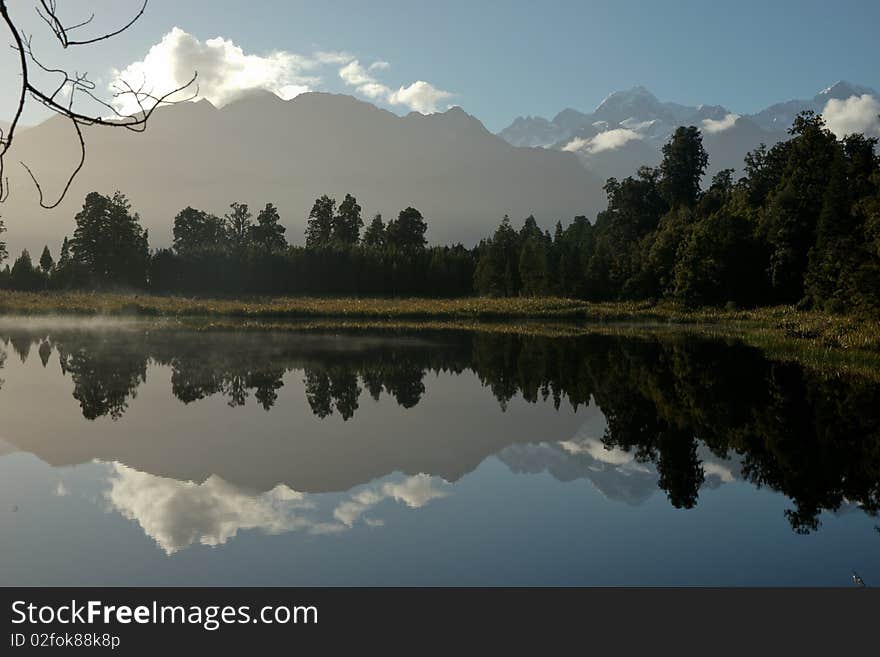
[0,111,878,314]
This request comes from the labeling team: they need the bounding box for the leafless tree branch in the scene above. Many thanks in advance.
[36,0,147,48]
[0,0,197,207]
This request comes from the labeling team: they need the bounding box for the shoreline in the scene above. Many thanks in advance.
[1,290,878,358]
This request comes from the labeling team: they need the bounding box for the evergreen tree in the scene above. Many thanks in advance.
[58,236,71,266]
[660,126,709,208]
[333,194,363,246]
[363,213,386,248]
[556,215,595,298]
[305,195,336,249]
[386,207,428,251]
[673,204,761,307]
[173,207,227,255]
[224,202,253,254]
[0,219,7,266]
[10,250,40,290]
[249,203,287,253]
[474,215,520,296]
[71,191,149,287]
[519,237,548,296]
[39,245,53,273]
[804,149,853,310]
[594,167,667,298]
[761,111,838,303]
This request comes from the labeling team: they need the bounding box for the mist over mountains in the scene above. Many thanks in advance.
[0,91,603,257]
[1,80,877,258]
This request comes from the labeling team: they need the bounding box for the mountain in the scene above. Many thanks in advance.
[499,81,878,184]
[0,92,605,257]
[748,80,878,131]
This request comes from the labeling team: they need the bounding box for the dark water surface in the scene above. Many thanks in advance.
[0,319,877,585]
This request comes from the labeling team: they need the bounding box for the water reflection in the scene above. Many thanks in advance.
[1,324,879,541]
[104,464,448,555]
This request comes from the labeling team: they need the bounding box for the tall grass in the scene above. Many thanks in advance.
[1,290,878,354]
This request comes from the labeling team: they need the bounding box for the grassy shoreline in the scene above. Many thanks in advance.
[1,289,878,355]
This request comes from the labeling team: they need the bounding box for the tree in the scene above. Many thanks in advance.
[386,207,428,251]
[804,149,852,311]
[225,202,252,254]
[660,126,709,208]
[363,214,386,248]
[249,203,287,253]
[474,215,520,296]
[806,135,880,313]
[305,195,336,249]
[333,194,363,246]
[39,245,53,273]
[9,249,40,290]
[58,237,71,266]
[593,167,667,298]
[71,191,149,286]
[52,235,74,287]
[761,112,838,302]
[0,218,6,266]
[645,207,692,296]
[172,207,227,256]
[519,237,548,296]
[673,204,762,307]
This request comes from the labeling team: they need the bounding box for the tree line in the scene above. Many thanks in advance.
[474,112,880,314]
[0,192,473,297]
[1,110,878,313]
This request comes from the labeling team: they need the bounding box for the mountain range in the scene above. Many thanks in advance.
[0,81,877,258]
[0,91,603,258]
[498,80,878,181]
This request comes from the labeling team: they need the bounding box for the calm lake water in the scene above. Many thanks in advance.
[0,319,877,586]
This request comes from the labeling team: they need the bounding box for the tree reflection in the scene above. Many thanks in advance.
[1,325,878,533]
[55,333,148,421]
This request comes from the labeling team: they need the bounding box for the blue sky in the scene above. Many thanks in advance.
[2,0,879,131]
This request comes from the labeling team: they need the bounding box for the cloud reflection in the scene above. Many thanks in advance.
[104,463,450,555]
[498,423,742,506]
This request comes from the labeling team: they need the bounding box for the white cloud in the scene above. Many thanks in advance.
[823,94,880,138]
[701,113,740,134]
[110,27,345,113]
[338,60,391,100]
[620,117,657,131]
[112,28,455,116]
[388,81,454,114]
[339,60,376,87]
[338,59,453,113]
[563,128,643,155]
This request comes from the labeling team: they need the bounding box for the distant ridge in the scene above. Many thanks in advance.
[499,81,879,182]
[1,91,605,257]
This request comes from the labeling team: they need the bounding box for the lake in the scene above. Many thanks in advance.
[0,319,877,586]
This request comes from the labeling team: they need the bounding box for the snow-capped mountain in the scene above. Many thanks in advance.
[499,81,879,181]
[749,80,878,132]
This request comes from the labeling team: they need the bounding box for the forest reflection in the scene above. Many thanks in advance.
[1,325,879,534]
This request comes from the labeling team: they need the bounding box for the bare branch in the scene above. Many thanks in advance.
[20,113,84,209]
[37,0,146,48]
[0,1,197,206]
